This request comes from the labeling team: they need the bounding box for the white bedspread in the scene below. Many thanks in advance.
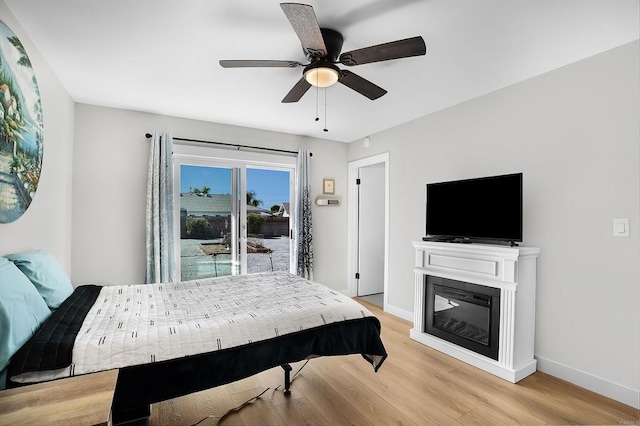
[69,272,374,375]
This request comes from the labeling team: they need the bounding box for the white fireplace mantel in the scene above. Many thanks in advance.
[411,240,540,383]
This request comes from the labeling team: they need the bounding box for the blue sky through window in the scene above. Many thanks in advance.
[180,165,290,210]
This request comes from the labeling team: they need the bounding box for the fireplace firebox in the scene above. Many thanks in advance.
[425,275,500,360]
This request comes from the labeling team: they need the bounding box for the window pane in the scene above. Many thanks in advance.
[179,165,234,280]
[246,168,291,274]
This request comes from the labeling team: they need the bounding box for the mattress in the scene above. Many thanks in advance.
[9,272,386,384]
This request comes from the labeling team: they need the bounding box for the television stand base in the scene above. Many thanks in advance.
[452,238,473,244]
[422,237,520,247]
[422,236,472,244]
[422,236,455,243]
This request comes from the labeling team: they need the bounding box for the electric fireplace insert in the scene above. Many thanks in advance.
[424,275,500,360]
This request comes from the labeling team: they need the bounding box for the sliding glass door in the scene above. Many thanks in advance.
[174,150,294,281]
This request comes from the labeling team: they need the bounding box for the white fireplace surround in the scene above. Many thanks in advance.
[411,241,540,383]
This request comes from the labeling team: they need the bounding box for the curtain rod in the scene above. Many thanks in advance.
[144,133,311,156]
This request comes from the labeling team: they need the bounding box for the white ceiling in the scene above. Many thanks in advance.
[6,0,639,143]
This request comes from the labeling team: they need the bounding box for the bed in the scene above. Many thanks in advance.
[1,253,387,423]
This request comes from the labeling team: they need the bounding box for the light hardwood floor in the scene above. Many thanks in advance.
[149,298,639,425]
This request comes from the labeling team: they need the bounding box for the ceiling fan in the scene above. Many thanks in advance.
[219,3,426,103]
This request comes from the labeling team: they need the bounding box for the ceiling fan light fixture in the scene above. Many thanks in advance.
[304,65,340,87]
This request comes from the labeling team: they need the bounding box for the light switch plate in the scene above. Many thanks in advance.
[613,218,629,237]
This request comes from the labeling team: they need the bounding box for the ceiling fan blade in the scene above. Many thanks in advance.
[280,3,327,57]
[338,70,387,100]
[282,78,312,103]
[219,60,303,68]
[339,36,426,66]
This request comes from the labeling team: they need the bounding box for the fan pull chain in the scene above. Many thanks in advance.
[323,87,328,132]
[315,82,319,122]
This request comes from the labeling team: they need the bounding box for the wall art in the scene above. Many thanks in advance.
[0,19,43,223]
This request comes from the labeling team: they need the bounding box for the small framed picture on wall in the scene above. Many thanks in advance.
[323,179,335,194]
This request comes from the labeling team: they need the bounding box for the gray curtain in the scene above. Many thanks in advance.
[145,132,176,283]
[294,150,313,279]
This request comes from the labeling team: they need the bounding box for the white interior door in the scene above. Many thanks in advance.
[357,162,385,296]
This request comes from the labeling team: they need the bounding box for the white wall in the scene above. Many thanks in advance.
[71,104,349,290]
[349,41,640,407]
[0,2,74,270]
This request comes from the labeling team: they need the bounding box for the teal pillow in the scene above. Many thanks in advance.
[0,257,51,388]
[6,249,73,310]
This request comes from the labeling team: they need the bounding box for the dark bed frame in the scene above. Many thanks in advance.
[8,285,387,423]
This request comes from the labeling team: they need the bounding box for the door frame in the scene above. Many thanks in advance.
[347,153,389,307]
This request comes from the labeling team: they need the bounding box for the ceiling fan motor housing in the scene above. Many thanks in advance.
[309,28,344,62]
[302,28,344,87]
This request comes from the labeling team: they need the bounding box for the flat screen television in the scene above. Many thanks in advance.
[426,173,522,244]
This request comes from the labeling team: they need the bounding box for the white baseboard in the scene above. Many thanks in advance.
[535,355,639,409]
[383,303,414,322]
